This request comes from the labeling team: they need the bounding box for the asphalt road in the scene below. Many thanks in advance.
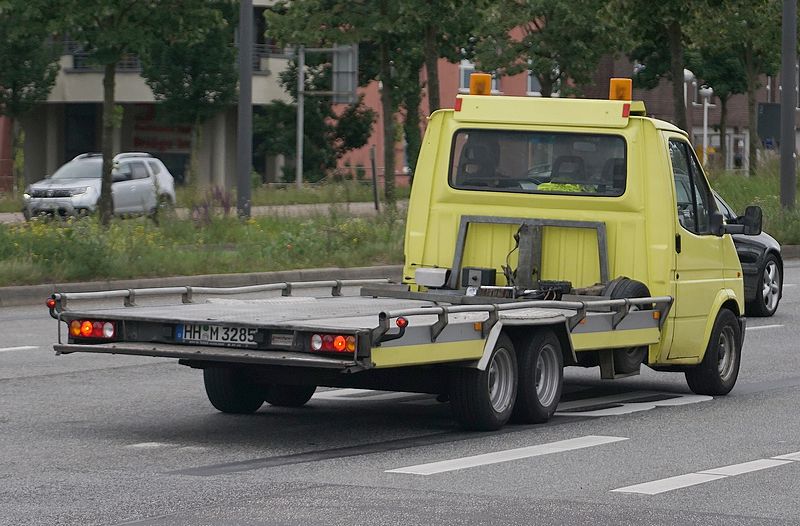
[1,269,799,526]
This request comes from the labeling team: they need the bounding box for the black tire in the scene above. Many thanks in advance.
[511,329,564,424]
[746,253,782,317]
[685,309,742,395]
[450,334,518,431]
[264,384,317,407]
[203,367,264,414]
[603,277,650,374]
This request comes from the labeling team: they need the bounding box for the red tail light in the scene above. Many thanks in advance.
[70,319,116,340]
[309,333,355,353]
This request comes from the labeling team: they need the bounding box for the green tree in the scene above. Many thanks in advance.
[140,1,238,185]
[61,0,225,224]
[685,45,747,168]
[267,0,407,203]
[622,0,699,132]
[693,0,781,174]
[472,0,623,97]
[0,0,59,195]
[254,59,375,183]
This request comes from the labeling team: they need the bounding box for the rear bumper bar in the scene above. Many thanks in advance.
[53,342,358,369]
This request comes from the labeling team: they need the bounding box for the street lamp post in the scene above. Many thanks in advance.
[699,86,714,166]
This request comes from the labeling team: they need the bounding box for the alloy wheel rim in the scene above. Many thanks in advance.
[487,347,515,413]
[717,325,736,382]
[761,260,780,312]
[535,344,560,407]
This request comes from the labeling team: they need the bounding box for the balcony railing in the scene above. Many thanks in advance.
[61,39,288,73]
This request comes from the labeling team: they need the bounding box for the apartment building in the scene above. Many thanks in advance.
[0,0,288,193]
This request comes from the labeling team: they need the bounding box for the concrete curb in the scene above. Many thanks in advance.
[782,245,800,259]
[0,265,404,307]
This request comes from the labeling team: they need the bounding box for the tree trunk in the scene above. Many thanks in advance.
[189,119,203,186]
[10,118,23,198]
[540,75,553,98]
[99,61,117,226]
[718,95,728,171]
[403,87,422,187]
[667,20,687,132]
[423,24,440,112]
[744,45,759,176]
[379,40,395,204]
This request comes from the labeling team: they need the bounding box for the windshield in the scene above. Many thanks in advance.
[51,160,102,180]
[449,129,627,196]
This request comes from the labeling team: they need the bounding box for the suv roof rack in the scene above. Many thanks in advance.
[72,153,102,161]
[113,152,153,160]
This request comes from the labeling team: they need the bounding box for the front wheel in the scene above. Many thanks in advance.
[747,253,782,317]
[511,329,564,424]
[685,309,742,395]
[203,367,264,414]
[450,334,518,431]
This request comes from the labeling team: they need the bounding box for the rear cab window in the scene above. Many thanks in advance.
[449,129,627,196]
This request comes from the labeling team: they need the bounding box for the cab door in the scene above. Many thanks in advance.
[665,136,724,359]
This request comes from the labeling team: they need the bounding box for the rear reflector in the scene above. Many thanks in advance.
[454,97,463,111]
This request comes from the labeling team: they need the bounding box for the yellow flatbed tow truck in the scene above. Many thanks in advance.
[47,78,764,431]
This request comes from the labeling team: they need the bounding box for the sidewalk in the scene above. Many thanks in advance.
[0,200,407,224]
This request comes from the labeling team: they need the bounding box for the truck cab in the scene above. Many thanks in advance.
[403,77,759,381]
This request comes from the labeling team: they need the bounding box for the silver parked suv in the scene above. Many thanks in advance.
[22,152,176,219]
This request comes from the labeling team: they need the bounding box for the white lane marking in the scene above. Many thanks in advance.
[747,324,784,331]
[613,453,800,495]
[0,345,38,353]
[126,442,172,449]
[783,284,796,288]
[773,451,800,461]
[613,473,727,495]
[386,435,628,476]
[556,393,712,417]
[698,458,791,476]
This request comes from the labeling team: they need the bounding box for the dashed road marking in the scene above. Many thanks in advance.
[0,345,38,353]
[386,435,628,476]
[126,442,173,449]
[613,452,800,495]
[747,324,784,331]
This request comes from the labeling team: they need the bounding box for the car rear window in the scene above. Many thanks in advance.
[449,129,627,196]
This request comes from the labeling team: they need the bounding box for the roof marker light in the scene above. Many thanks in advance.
[609,78,633,101]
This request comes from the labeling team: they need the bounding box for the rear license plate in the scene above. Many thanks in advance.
[176,324,258,347]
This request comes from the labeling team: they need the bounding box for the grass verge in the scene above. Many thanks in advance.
[709,160,800,244]
[0,207,405,286]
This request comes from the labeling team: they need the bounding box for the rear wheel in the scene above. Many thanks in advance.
[685,309,741,395]
[511,329,563,424]
[264,384,316,407]
[203,367,263,414]
[450,334,517,431]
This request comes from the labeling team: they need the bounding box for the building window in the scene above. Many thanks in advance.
[527,64,560,97]
[459,60,500,93]
[527,70,542,96]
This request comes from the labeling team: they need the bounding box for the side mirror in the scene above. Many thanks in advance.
[709,210,725,236]
[742,205,762,235]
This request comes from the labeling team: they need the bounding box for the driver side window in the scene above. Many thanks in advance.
[669,140,713,235]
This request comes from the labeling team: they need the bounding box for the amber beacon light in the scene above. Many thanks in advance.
[469,73,493,95]
[609,78,633,101]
